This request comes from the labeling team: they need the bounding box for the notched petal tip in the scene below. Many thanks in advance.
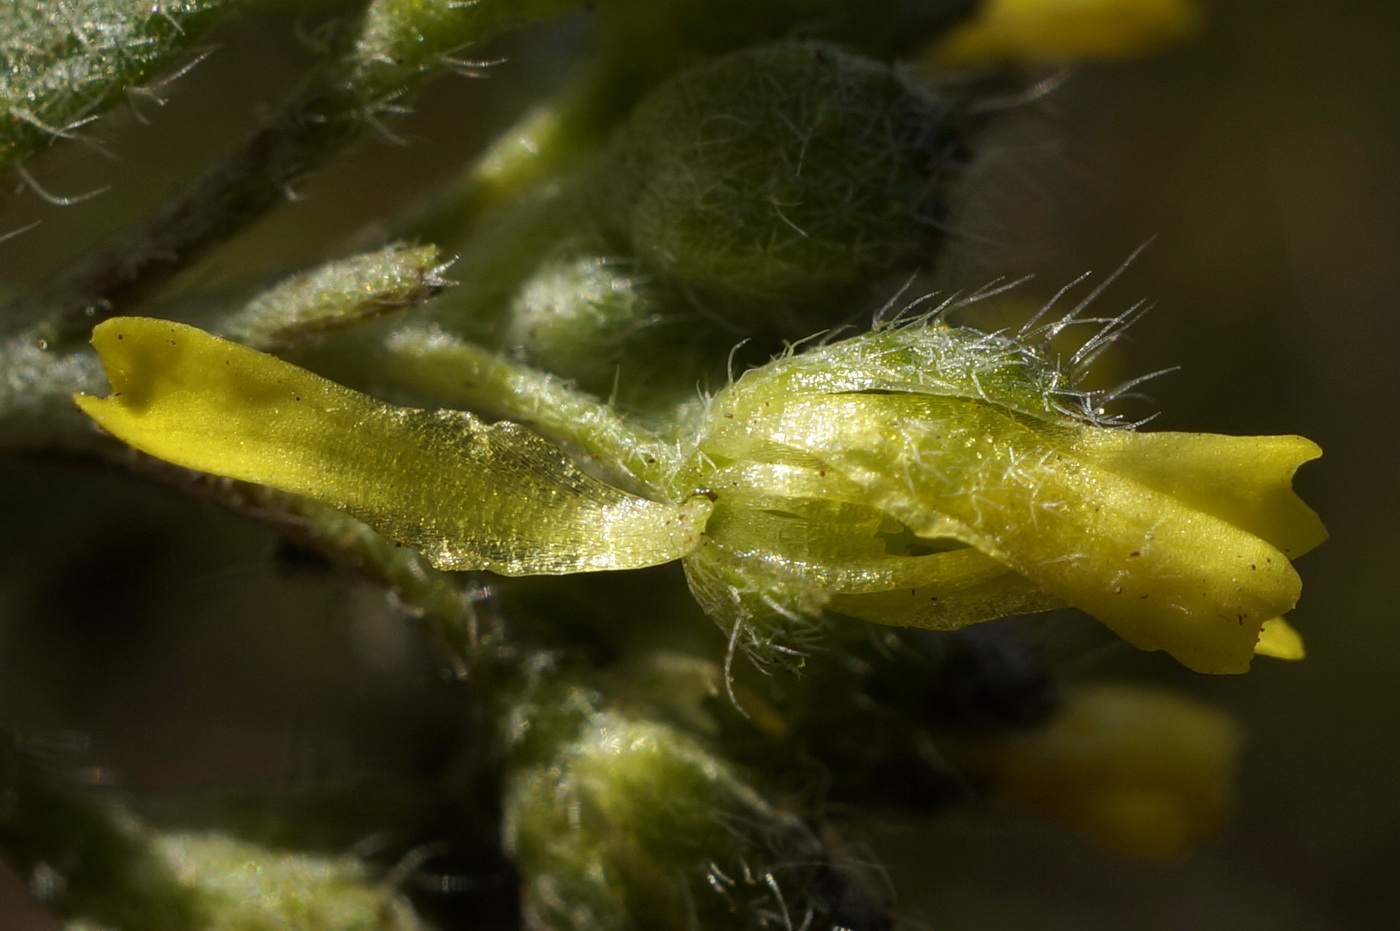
[75,317,182,424]
[1042,427,1323,674]
[1079,429,1326,559]
[76,318,221,451]
[74,316,380,477]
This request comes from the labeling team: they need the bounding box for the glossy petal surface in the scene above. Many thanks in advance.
[76,318,707,575]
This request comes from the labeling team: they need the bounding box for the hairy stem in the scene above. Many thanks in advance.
[13,0,589,349]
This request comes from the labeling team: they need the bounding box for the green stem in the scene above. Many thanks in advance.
[399,97,598,247]
[0,329,106,452]
[107,453,489,670]
[382,325,678,492]
[14,0,592,350]
[281,496,486,668]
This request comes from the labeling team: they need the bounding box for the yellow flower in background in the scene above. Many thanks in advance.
[75,315,1322,675]
[956,683,1239,859]
[934,0,1202,66]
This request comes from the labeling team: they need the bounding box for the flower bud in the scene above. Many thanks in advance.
[75,311,1323,675]
[957,683,1238,858]
[503,255,668,393]
[677,320,1324,674]
[63,831,425,931]
[611,42,969,318]
[503,684,889,929]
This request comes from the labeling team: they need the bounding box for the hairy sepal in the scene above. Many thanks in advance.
[689,324,1323,673]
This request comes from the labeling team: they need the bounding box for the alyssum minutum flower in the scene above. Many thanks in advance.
[75,312,1323,674]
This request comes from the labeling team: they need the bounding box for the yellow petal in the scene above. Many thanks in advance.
[699,458,1062,627]
[971,683,1238,859]
[829,569,1062,631]
[1074,430,1326,559]
[1254,616,1306,661]
[75,318,707,575]
[703,460,987,593]
[935,0,1201,66]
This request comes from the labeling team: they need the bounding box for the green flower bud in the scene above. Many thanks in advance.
[426,40,978,401]
[504,256,661,389]
[351,0,586,91]
[498,252,743,409]
[503,683,888,930]
[62,831,424,931]
[610,42,969,317]
[1,735,424,931]
[219,245,450,352]
[0,0,237,173]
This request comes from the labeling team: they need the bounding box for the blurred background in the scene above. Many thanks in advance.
[2,1,1397,927]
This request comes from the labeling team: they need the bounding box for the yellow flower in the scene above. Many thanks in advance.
[673,321,1324,674]
[934,0,1202,67]
[955,683,1239,858]
[75,315,1322,674]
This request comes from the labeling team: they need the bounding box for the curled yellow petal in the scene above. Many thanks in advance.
[75,318,708,575]
[696,457,1062,636]
[829,570,1062,631]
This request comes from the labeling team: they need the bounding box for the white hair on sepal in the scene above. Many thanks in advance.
[871,273,926,329]
[978,243,1179,429]
[964,68,1075,118]
[958,258,1172,428]
[436,55,509,80]
[872,272,1036,331]
[0,220,41,246]
[13,165,110,207]
[124,47,214,121]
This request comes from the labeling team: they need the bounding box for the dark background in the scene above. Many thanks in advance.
[2,1,1397,927]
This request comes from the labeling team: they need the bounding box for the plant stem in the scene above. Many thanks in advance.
[382,325,678,492]
[13,0,591,350]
